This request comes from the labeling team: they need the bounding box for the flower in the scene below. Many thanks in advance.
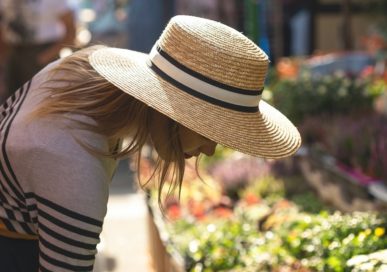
[375,227,385,237]
[167,204,181,220]
[276,58,299,79]
[212,207,233,218]
[188,200,207,219]
[244,193,261,205]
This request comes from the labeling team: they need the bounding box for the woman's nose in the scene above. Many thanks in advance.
[200,141,217,156]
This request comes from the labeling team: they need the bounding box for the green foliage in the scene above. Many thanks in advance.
[169,219,254,271]
[270,74,378,124]
[153,147,387,271]
[277,212,387,272]
[159,193,387,272]
[290,192,326,214]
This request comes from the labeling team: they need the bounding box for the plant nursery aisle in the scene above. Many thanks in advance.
[93,160,154,272]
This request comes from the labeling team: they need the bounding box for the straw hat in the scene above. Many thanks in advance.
[89,15,301,159]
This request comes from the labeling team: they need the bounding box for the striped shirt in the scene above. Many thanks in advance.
[0,63,118,271]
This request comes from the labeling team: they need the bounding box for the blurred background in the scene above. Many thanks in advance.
[1,0,386,271]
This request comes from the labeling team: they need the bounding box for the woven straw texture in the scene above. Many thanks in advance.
[89,15,301,158]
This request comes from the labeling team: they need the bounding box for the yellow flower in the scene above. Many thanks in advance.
[375,227,385,237]
[364,229,372,236]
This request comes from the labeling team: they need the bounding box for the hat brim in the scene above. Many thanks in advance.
[89,48,301,159]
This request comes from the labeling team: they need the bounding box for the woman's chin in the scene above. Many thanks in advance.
[184,153,193,159]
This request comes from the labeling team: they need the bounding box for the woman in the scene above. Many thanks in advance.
[0,15,301,271]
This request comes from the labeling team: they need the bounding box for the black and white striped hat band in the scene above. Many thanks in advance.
[147,44,263,113]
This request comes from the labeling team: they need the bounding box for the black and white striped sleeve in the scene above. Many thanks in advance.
[11,120,112,272]
[32,193,104,272]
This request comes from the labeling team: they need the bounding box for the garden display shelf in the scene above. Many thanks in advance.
[147,194,185,272]
[297,146,387,212]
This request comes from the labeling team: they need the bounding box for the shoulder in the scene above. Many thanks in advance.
[9,114,107,160]
[6,59,105,160]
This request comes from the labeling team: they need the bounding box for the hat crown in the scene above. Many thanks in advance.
[158,15,269,92]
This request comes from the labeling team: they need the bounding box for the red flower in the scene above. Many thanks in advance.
[213,207,233,218]
[167,204,181,220]
[189,201,206,219]
[244,192,261,205]
[360,65,374,78]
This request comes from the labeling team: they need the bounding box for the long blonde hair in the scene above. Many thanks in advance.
[33,45,186,210]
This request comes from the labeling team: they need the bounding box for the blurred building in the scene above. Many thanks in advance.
[127,0,174,53]
[61,0,387,62]
[268,0,386,62]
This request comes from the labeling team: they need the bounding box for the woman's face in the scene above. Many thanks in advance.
[149,111,217,160]
[178,125,217,159]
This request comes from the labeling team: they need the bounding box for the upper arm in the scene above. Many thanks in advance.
[30,147,109,272]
